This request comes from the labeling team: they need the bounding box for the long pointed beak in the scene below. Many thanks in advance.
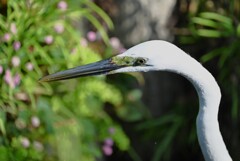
[39,58,122,82]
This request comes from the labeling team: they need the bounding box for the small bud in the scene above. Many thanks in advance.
[10,23,17,34]
[102,145,113,156]
[20,137,30,148]
[26,62,33,71]
[87,31,97,42]
[3,33,11,42]
[58,1,68,11]
[44,35,53,45]
[33,141,44,151]
[54,23,64,33]
[31,116,40,128]
[110,37,121,50]
[104,138,114,146]
[11,56,20,67]
[13,41,21,51]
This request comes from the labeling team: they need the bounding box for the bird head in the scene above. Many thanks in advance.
[39,40,182,82]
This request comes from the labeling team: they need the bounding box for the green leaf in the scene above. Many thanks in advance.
[237,24,240,37]
[136,114,178,130]
[151,121,181,161]
[85,1,114,29]
[0,111,6,135]
[112,125,130,150]
[192,17,219,28]
[201,47,227,62]
[0,146,8,161]
[196,29,222,38]
[199,12,232,25]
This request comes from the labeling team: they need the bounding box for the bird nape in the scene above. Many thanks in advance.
[39,40,232,161]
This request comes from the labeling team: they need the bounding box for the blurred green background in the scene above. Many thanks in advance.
[0,0,239,161]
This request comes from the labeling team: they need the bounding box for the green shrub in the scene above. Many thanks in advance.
[0,1,129,160]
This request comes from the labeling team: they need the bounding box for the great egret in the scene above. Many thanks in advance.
[39,40,232,161]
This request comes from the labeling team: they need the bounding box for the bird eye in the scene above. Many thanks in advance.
[134,58,146,66]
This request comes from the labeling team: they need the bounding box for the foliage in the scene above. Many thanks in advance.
[0,0,130,161]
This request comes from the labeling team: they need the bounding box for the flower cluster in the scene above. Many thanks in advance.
[0,1,131,160]
[17,115,43,151]
[102,127,116,156]
[85,31,126,54]
[102,138,114,156]
[20,137,44,151]
[4,69,20,89]
[1,22,22,88]
[1,23,20,44]
[1,55,23,89]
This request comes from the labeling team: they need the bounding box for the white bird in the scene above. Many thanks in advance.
[39,40,232,161]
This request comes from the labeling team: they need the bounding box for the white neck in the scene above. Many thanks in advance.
[113,40,232,160]
[169,53,232,161]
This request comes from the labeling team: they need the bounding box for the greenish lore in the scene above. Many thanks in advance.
[111,56,137,66]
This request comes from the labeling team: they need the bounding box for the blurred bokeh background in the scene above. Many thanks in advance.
[0,0,239,161]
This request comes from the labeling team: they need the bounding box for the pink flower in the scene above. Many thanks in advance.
[87,31,97,42]
[4,70,11,82]
[58,1,68,11]
[26,62,33,71]
[102,145,113,156]
[11,56,20,67]
[44,35,53,45]
[110,37,121,50]
[33,141,44,151]
[4,69,21,88]
[0,66,3,74]
[54,23,64,33]
[31,116,40,128]
[4,69,14,88]
[3,33,11,42]
[10,23,17,34]
[80,38,88,47]
[14,73,21,86]
[104,138,114,146]
[20,137,30,148]
[13,41,21,51]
